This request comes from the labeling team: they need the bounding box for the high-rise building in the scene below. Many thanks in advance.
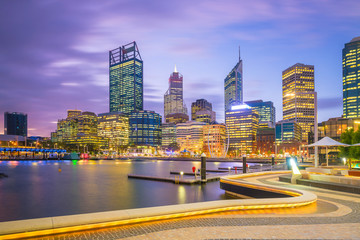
[109,41,143,114]
[191,99,212,120]
[224,49,243,112]
[191,99,216,124]
[176,121,206,154]
[282,63,315,143]
[343,37,360,118]
[164,66,187,121]
[4,112,27,137]
[275,120,302,155]
[51,110,106,151]
[129,111,162,146]
[245,100,276,128]
[161,122,177,147]
[225,104,259,155]
[203,123,227,158]
[98,112,129,151]
[193,109,216,124]
[165,113,189,124]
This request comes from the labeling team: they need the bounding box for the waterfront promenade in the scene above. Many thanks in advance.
[1,172,359,239]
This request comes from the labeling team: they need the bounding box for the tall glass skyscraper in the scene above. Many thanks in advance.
[4,112,27,137]
[245,100,276,128]
[282,63,315,143]
[224,49,243,112]
[164,66,187,121]
[109,41,143,114]
[343,36,360,118]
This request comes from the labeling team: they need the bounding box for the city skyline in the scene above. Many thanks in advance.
[0,1,360,136]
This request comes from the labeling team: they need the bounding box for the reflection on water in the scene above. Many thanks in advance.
[0,159,238,222]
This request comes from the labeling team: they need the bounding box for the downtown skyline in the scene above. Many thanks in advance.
[1,0,360,137]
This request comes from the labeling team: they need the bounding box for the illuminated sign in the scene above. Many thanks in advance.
[231,104,250,110]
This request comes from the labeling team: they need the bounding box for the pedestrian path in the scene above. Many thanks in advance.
[6,173,360,240]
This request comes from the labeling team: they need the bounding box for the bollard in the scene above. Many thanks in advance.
[201,153,206,182]
[272,156,275,166]
[242,155,247,173]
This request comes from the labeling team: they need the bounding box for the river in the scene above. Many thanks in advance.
[0,159,245,222]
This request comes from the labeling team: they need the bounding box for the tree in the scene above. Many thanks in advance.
[340,128,360,161]
[168,142,180,152]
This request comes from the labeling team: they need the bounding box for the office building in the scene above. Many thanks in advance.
[52,110,106,151]
[191,99,212,120]
[165,113,189,124]
[129,111,161,146]
[316,117,360,141]
[275,120,302,155]
[282,63,315,143]
[256,128,275,155]
[224,49,243,112]
[4,112,27,137]
[194,109,216,124]
[161,122,177,147]
[98,112,129,152]
[245,100,276,128]
[164,66,187,121]
[176,121,206,154]
[203,123,227,158]
[343,37,360,118]
[225,104,259,155]
[109,41,143,114]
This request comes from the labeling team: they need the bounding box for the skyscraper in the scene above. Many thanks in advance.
[129,110,162,146]
[224,48,243,112]
[164,66,187,121]
[343,36,360,118]
[245,100,276,128]
[225,104,259,155]
[109,41,143,114]
[191,99,216,124]
[282,63,315,143]
[4,112,27,137]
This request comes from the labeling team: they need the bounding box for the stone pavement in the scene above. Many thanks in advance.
[27,174,360,240]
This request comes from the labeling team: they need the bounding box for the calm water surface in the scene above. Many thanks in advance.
[0,159,243,222]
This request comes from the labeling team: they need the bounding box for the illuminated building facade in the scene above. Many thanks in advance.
[176,121,206,154]
[109,41,143,114]
[161,122,176,147]
[165,113,189,124]
[98,112,129,151]
[317,117,360,141]
[194,109,216,124]
[256,128,275,155]
[203,123,227,157]
[4,112,27,137]
[164,66,188,122]
[224,50,243,112]
[129,111,161,146]
[343,37,360,118]
[245,100,275,128]
[52,110,106,151]
[275,120,302,155]
[282,63,315,143]
[191,99,212,120]
[225,104,259,155]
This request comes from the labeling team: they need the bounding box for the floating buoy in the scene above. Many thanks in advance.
[58,168,62,172]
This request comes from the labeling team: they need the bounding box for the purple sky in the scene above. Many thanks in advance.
[0,0,359,137]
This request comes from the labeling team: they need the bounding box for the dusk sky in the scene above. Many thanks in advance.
[0,0,359,137]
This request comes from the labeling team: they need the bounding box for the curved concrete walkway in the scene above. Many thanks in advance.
[2,172,360,239]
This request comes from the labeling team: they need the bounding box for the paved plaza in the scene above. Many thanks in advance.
[18,174,360,239]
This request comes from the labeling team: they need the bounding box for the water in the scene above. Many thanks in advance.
[0,159,243,222]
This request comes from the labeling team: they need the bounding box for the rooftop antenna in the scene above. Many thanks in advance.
[239,46,241,61]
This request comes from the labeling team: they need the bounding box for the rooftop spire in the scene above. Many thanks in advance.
[239,46,241,62]
[174,64,178,73]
